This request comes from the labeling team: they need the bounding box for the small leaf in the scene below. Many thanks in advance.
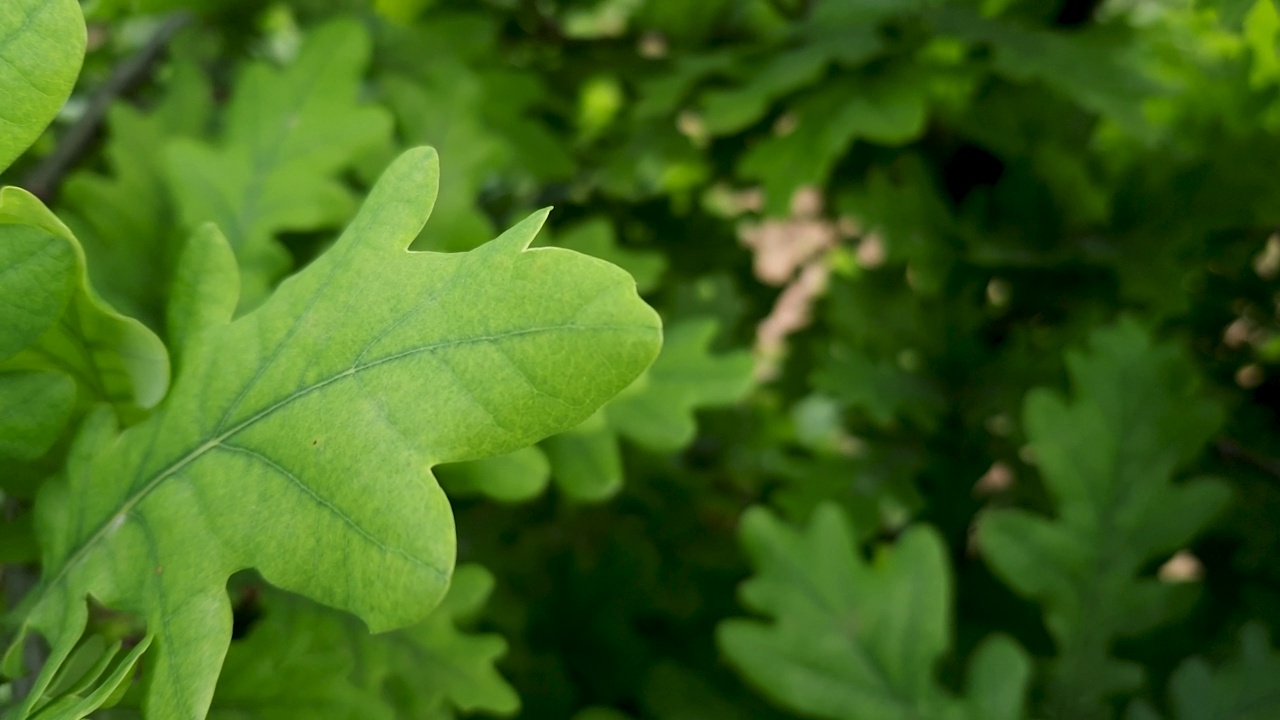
[542,416,624,501]
[213,564,518,719]
[965,635,1033,720]
[376,564,520,716]
[740,69,928,214]
[436,446,552,503]
[928,7,1157,133]
[0,0,86,172]
[209,593,390,720]
[814,345,945,430]
[167,223,239,370]
[0,188,170,418]
[700,30,883,136]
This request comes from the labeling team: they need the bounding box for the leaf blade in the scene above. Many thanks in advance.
[14,146,661,719]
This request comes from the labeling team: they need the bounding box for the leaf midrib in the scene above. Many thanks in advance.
[33,321,645,609]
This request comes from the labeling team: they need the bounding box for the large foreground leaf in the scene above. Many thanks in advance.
[5,146,661,720]
[0,0,85,173]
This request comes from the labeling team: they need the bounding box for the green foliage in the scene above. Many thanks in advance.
[60,62,213,328]
[6,1,1280,719]
[206,564,516,720]
[165,19,392,308]
[979,321,1232,718]
[1126,623,1280,720]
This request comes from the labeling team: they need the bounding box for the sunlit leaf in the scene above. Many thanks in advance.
[5,147,660,719]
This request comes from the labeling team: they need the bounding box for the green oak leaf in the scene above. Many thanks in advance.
[5,146,660,720]
[1125,623,1280,720]
[60,61,213,328]
[814,344,945,430]
[978,320,1231,719]
[542,412,623,501]
[363,563,519,718]
[164,19,393,309]
[0,0,86,173]
[0,187,170,419]
[634,52,739,121]
[719,503,1030,720]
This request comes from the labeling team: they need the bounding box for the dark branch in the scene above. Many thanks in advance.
[1215,437,1280,483]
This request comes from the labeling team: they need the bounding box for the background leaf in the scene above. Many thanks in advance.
[719,503,1030,720]
[979,320,1233,719]
[164,19,392,308]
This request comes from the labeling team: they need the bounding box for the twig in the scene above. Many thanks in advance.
[22,12,193,202]
[1215,437,1280,483]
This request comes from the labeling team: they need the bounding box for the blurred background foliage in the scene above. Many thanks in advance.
[5,0,1280,718]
